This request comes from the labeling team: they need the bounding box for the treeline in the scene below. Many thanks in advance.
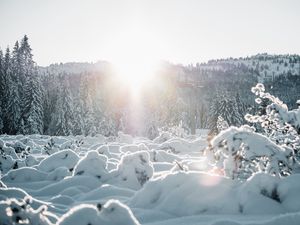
[0,35,43,135]
[1,36,299,138]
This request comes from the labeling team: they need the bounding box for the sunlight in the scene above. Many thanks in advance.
[107,24,161,97]
[113,57,158,97]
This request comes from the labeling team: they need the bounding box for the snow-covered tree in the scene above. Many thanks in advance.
[0,49,4,133]
[21,72,44,134]
[207,83,300,180]
[209,93,243,135]
[48,77,74,136]
[245,83,300,159]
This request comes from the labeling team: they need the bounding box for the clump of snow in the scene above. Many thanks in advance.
[73,150,109,181]
[116,131,134,144]
[111,151,153,190]
[57,199,140,225]
[208,125,294,179]
[37,149,79,173]
[0,154,15,173]
[0,197,54,225]
[131,171,240,216]
[2,167,47,182]
[47,167,71,181]
[239,173,284,214]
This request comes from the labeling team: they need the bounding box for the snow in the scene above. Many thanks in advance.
[37,149,80,173]
[57,200,140,225]
[1,131,300,225]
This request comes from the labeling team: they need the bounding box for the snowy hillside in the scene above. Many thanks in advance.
[38,61,112,76]
[1,128,300,225]
[192,54,300,82]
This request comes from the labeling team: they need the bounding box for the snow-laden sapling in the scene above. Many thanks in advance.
[0,197,55,225]
[207,84,299,179]
[208,125,294,179]
[246,83,300,171]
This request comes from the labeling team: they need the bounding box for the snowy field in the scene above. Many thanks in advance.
[1,131,300,225]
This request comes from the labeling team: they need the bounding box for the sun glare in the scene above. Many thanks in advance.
[107,24,161,97]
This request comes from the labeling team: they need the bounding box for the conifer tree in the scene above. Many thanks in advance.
[0,50,4,133]
[49,77,74,136]
[22,72,44,134]
[18,36,44,134]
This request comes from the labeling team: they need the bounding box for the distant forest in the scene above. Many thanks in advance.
[1,36,300,138]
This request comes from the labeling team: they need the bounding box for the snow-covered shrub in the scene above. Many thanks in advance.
[57,199,140,225]
[2,167,47,182]
[130,171,240,215]
[111,151,153,190]
[116,131,133,144]
[46,167,71,181]
[246,83,300,160]
[0,197,55,225]
[207,83,300,179]
[0,154,15,174]
[208,126,294,179]
[217,116,229,133]
[37,149,79,173]
[73,150,110,181]
[153,131,172,144]
[158,121,189,139]
[43,138,58,155]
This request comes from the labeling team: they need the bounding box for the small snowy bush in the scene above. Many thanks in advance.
[57,199,140,225]
[111,151,153,190]
[207,83,299,179]
[73,150,110,181]
[246,83,300,160]
[0,197,55,225]
[208,126,294,179]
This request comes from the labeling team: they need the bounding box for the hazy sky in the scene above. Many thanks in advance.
[0,0,300,66]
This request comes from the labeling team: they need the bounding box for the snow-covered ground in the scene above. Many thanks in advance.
[1,131,300,225]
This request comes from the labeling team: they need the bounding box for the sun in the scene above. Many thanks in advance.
[106,24,161,97]
[113,57,158,96]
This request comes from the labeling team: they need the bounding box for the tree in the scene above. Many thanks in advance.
[2,47,18,134]
[17,36,44,134]
[0,50,4,133]
[209,92,243,135]
[21,71,44,134]
[48,77,74,136]
[208,83,300,180]
[79,75,95,136]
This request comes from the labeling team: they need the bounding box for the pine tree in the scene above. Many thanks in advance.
[209,93,243,135]
[19,35,34,84]
[18,36,44,134]
[79,75,95,136]
[49,77,74,136]
[72,94,84,135]
[0,50,4,133]
[2,47,14,134]
[21,71,44,134]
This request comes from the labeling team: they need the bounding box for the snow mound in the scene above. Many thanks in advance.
[117,132,134,144]
[130,172,300,216]
[2,167,47,183]
[111,151,153,190]
[57,199,140,225]
[130,171,240,216]
[73,150,109,181]
[0,198,54,225]
[37,149,79,172]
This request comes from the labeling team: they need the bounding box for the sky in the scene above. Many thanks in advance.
[0,0,300,66]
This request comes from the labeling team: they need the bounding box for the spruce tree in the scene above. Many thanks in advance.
[2,47,12,134]
[49,77,74,136]
[18,36,44,134]
[0,50,4,133]
[22,71,44,134]
[79,75,95,135]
